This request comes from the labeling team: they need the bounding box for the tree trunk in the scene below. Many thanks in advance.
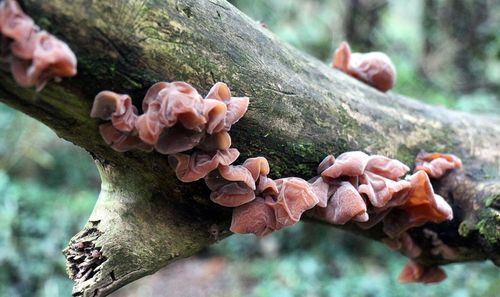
[0,1,498,296]
[344,0,388,51]
[420,0,495,93]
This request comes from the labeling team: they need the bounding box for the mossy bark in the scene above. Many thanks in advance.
[0,0,497,296]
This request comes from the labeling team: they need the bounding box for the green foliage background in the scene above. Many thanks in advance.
[0,1,499,296]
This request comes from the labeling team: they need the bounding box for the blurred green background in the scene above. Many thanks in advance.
[0,0,499,296]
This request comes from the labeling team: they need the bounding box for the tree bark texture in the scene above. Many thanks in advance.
[0,1,498,296]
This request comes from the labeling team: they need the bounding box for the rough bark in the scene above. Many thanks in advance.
[0,0,498,296]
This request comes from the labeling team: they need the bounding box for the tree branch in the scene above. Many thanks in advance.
[0,0,497,296]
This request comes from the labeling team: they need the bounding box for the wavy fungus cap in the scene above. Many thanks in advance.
[169,148,240,182]
[332,41,350,71]
[315,181,368,224]
[206,157,271,207]
[267,177,319,229]
[365,155,410,180]
[91,91,129,120]
[383,170,453,238]
[317,155,335,175]
[205,82,249,132]
[310,176,330,208]
[29,31,77,83]
[196,132,232,151]
[154,124,205,154]
[332,41,396,92]
[358,172,411,208]
[242,157,270,181]
[321,151,370,180]
[415,152,462,178]
[206,164,256,207]
[91,91,137,132]
[156,81,207,131]
[98,123,151,153]
[257,175,278,196]
[0,0,35,59]
[230,197,276,236]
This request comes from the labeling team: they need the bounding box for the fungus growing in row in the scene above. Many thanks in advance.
[415,152,462,178]
[0,0,77,89]
[91,81,461,285]
[332,41,396,92]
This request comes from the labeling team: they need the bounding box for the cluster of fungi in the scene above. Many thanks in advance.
[0,0,77,90]
[2,0,465,286]
[90,81,461,284]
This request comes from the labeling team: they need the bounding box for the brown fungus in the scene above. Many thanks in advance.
[206,164,256,207]
[382,170,453,238]
[206,157,271,207]
[358,172,411,208]
[332,41,396,92]
[154,124,205,154]
[0,0,76,89]
[257,175,279,197]
[398,260,447,284]
[365,155,410,181]
[205,82,250,132]
[196,131,232,151]
[230,197,276,236]
[169,148,240,182]
[242,157,270,181]
[266,177,319,230]
[309,176,330,208]
[98,124,151,153]
[316,181,368,224]
[321,151,370,180]
[91,82,249,154]
[91,81,459,286]
[415,152,462,178]
[91,91,138,132]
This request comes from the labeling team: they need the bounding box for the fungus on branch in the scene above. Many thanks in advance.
[90,81,461,285]
[382,170,453,238]
[398,260,447,284]
[415,152,462,178]
[0,0,77,89]
[316,181,368,224]
[332,41,396,92]
[169,149,240,182]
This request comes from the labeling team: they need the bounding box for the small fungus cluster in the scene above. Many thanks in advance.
[332,41,396,92]
[0,0,77,89]
[91,81,462,284]
[90,81,249,160]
